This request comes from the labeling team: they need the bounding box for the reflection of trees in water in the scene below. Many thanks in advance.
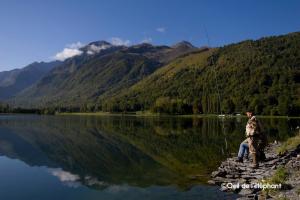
[0,116,298,190]
[92,116,297,184]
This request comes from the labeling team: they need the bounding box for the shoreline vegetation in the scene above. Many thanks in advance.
[0,103,299,118]
[0,109,299,119]
[57,112,300,119]
[1,104,299,118]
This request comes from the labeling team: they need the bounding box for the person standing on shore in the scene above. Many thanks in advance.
[245,111,267,168]
[236,111,267,168]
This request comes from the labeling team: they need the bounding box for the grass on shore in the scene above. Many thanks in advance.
[269,167,289,184]
[277,132,300,154]
[261,166,289,197]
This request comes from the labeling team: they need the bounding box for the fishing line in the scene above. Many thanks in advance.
[203,27,228,154]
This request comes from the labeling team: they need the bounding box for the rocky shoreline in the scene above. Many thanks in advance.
[208,143,300,200]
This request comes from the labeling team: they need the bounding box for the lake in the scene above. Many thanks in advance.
[0,114,298,200]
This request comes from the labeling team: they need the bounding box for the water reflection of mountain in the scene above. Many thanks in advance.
[0,115,297,190]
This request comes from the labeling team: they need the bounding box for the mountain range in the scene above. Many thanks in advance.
[1,32,300,115]
[7,40,198,107]
[0,61,61,99]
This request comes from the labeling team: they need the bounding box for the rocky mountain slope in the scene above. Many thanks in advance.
[0,61,61,99]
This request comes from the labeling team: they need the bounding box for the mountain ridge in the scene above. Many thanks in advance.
[10,41,198,107]
[0,61,61,100]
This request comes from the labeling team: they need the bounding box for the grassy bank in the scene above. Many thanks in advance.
[277,132,300,154]
[263,133,300,199]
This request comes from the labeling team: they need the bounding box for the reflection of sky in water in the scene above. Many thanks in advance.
[0,155,237,200]
[48,168,81,188]
[48,168,109,189]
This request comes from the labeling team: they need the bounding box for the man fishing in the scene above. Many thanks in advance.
[236,111,267,168]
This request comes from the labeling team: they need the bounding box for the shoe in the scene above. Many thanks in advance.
[244,155,249,161]
[251,154,259,168]
[235,157,243,163]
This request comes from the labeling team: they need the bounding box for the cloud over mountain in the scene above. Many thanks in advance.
[67,42,84,49]
[54,42,84,61]
[55,48,83,61]
[110,37,130,46]
[86,44,111,55]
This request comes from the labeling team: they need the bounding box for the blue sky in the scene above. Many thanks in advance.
[0,0,299,71]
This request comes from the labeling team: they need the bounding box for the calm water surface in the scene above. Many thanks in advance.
[0,115,298,200]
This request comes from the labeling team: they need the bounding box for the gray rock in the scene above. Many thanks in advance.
[220,185,229,192]
[238,189,253,195]
[238,178,247,183]
[226,174,234,178]
[271,165,277,170]
[241,175,253,180]
[211,170,226,178]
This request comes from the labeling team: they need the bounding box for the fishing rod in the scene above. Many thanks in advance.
[203,27,228,154]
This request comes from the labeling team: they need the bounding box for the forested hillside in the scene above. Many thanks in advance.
[101,32,300,115]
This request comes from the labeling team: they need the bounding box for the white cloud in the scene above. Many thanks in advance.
[50,168,80,182]
[67,41,84,49]
[54,41,84,61]
[141,37,152,43]
[156,27,166,33]
[49,168,81,188]
[84,176,107,187]
[54,48,83,61]
[87,50,93,55]
[110,37,131,46]
[87,44,111,55]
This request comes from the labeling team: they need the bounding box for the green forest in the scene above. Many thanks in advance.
[100,33,300,116]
